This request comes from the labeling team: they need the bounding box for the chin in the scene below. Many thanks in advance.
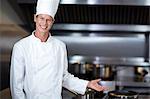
[39,29,49,33]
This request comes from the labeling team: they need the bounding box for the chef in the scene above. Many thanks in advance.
[10,0,107,99]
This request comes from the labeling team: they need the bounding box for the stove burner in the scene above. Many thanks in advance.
[107,90,139,99]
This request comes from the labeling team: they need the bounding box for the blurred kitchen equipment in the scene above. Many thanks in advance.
[104,90,139,99]
[99,81,116,93]
[73,89,95,99]
[69,63,94,80]
[144,73,150,82]
[99,65,114,81]
[134,67,148,81]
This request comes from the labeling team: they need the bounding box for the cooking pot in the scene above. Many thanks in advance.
[99,65,114,80]
[134,67,148,82]
[104,90,139,99]
[69,63,94,80]
[73,89,95,99]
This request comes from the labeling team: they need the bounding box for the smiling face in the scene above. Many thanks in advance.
[34,14,54,34]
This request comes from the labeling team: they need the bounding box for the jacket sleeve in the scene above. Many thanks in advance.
[62,45,89,95]
[10,44,25,99]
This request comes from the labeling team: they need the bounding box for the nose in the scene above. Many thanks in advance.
[42,19,47,25]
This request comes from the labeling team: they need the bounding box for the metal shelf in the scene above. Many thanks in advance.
[18,0,150,6]
[69,56,150,67]
[52,24,150,33]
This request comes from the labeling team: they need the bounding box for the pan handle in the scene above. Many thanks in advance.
[102,93,109,99]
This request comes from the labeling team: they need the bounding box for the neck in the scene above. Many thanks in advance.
[34,31,49,42]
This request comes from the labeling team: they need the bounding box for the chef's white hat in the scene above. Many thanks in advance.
[36,0,60,19]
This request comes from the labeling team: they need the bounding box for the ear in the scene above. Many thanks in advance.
[52,18,55,23]
[34,14,37,22]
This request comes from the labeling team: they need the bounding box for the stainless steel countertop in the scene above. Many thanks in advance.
[100,80,150,93]
[100,81,150,87]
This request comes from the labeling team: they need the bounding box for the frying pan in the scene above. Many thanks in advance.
[107,90,139,99]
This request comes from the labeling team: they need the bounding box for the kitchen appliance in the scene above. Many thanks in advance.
[106,90,139,99]
[73,89,95,99]
[99,65,114,81]
[134,67,148,82]
[69,63,96,80]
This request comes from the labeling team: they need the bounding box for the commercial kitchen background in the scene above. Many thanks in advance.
[0,0,150,99]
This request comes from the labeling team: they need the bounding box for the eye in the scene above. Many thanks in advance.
[46,18,53,23]
[39,17,44,21]
[47,19,51,22]
[39,17,44,20]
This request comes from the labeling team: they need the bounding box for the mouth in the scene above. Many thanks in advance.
[40,25,47,30]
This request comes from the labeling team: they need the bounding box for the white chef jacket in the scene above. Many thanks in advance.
[10,31,89,99]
